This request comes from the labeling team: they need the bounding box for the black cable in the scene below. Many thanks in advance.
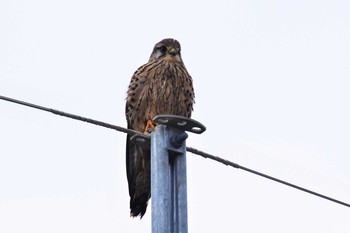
[0,95,140,136]
[186,146,350,208]
[1,94,349,208]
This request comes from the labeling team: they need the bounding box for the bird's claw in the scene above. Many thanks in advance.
[144,120,156,133]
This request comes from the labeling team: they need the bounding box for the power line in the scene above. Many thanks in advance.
[1,94,349,209]
[0,95,140,136]
[186,146,350,208]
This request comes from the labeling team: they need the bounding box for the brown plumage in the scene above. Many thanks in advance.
[125,38,194,218]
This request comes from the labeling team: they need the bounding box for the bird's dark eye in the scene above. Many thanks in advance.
[158,46,167,54]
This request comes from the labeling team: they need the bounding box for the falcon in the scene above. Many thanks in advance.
[125,38,195,218]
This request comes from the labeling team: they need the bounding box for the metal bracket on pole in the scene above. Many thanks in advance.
[130,133,150,150]
[151,115,205,233]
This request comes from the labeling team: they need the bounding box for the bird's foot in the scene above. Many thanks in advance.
[144,120,156,133]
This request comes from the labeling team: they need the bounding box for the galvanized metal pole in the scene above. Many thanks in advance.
[171,132,188,233]
[151,124,188,233]
[150,115,205,233]
[151,125,171,233]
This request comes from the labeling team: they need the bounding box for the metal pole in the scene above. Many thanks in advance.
[151,125,188,233]
[171,136,188,233]
[151,125,171,233]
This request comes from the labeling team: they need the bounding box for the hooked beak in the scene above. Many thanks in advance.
[168,47,177,56]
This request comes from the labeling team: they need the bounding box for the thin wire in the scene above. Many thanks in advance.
[0,95,140,136]
[186,147,350,208]
[1,94,349,208]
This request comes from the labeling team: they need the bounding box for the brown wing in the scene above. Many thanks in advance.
[125,69,152,218]
[125,124,150,218]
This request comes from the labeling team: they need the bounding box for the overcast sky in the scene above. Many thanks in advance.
[1,0,350,232]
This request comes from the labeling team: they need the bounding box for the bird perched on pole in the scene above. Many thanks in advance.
[125,38,195,218]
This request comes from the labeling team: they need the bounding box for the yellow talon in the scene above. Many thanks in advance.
[144,120,156,133]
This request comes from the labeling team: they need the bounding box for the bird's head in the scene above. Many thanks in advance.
[149,38,183,63]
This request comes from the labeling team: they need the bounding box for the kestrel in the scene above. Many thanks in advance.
[125,38,195,218]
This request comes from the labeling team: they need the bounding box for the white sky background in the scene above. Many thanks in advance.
[1,0,350,232]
